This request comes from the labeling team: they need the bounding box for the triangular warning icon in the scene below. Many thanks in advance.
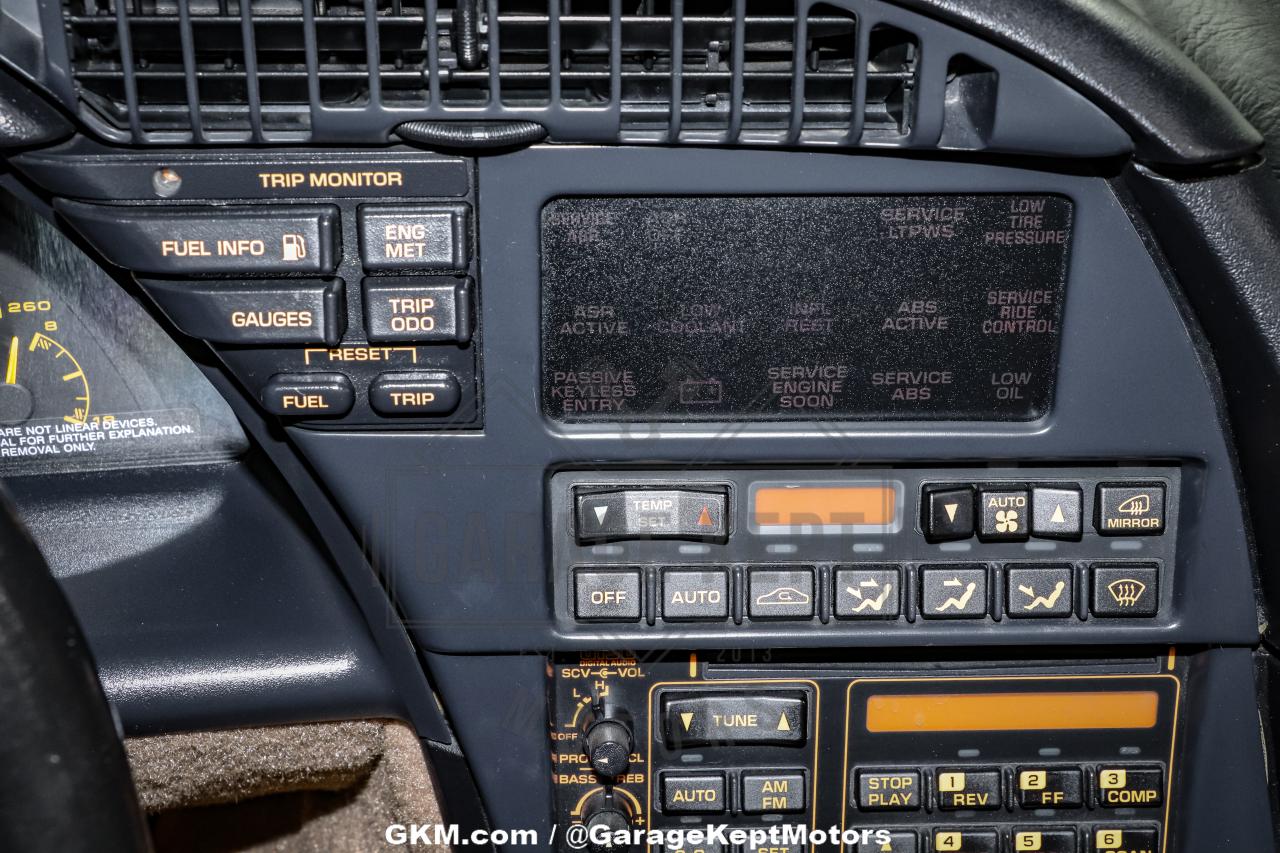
[777,715,791,732]
[1051,505,1065,524]
[680,712,694,731]
[697,506,714,526]
[944,503,958,522]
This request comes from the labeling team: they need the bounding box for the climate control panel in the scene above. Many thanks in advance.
[550,466,1179,640]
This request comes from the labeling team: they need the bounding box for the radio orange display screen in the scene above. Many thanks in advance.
[753,486,896,527]
[865,691,1160,732]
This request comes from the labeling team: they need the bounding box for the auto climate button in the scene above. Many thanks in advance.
[56,200,340,275]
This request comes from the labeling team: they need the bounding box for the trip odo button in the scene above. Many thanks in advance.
[139,278,345,345]
[56,199,340,275]
[363,278,473,343]
[368,371,461,416]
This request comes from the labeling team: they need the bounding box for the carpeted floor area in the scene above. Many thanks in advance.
[126,719,449,852]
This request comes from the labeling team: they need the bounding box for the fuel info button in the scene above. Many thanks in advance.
[56,199,339,275]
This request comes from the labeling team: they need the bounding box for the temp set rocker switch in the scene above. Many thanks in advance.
[575,487,728,543]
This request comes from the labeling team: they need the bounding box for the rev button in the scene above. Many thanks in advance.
[936,769,1002,810]
[139,278,345,345]
[661,691,806,747]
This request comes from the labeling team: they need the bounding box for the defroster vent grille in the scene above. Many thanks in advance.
[63,0,920,146]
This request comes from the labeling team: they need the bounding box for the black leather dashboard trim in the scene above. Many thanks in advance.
[888,0,1264,168]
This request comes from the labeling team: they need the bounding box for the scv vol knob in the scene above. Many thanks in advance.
[584,719,633,778]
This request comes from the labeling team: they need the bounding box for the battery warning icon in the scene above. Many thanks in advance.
[679,378,723,405]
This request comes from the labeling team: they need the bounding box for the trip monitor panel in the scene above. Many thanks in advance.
[541,195,1072,422]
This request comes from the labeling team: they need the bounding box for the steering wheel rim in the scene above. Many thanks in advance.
[0,486,150,853]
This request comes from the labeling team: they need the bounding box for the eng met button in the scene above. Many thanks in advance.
[358,203,469,271]
[56,199,340,275]
[139,278,345,345]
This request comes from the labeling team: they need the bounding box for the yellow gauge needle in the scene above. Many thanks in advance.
[4,336,16,384]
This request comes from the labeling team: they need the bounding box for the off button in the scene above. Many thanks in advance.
[369,371,460,416]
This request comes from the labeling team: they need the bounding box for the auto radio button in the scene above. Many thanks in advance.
[660,773,725,814]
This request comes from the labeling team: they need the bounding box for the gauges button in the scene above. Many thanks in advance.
[855,770,922,811]
[363,278,473,343]
[357,204,469,271]
[368,370,460,416]
[140,278,345,345]
[661,691,806,747]
[56,200,340,275]
[1096,483,1166,535]
[261,373,353,417]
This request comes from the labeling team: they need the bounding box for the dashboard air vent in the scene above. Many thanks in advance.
[61,0,921,146]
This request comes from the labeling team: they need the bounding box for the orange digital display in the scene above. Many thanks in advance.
[753,486,896,527]
[865,691,1160,733]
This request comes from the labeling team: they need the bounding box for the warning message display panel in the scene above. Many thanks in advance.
[540,195,1072,422]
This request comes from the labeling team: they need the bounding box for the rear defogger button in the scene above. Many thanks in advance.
[661,691,807,748]
[56,200,340,275]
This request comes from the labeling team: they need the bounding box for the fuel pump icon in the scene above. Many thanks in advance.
[281,233,307,262]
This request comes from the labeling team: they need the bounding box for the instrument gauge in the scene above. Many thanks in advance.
[1,299,94,426]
